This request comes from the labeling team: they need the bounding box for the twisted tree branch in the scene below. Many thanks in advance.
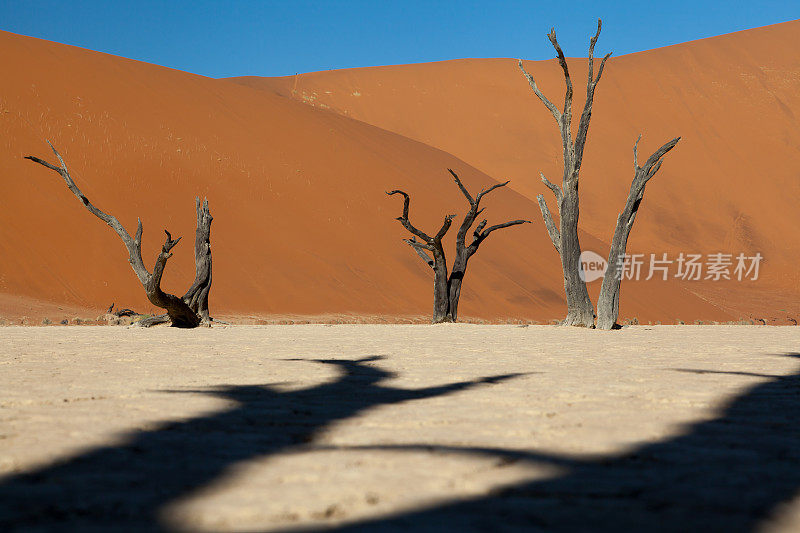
[26,142,210,328]
[25,141,150,285]
[468,219,530,253]
[386,190,436,243]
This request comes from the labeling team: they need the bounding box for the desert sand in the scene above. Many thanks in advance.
[2,324,800,531]
[1,20,798,325]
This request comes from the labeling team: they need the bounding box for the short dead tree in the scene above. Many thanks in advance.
[26,142,213,328]
[388,169,530,323]
[596,135,680,330]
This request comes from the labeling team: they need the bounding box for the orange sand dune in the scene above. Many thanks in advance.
[0,22,787,324]
[232,20,800,322]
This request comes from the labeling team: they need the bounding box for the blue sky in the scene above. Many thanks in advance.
[1,1,797,78]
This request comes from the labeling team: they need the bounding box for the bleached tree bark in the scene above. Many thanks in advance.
[26,142,213,328]
[518,19,611,327]
[182,197,213,323]
[388,170,529,323]
[595,136,680,330]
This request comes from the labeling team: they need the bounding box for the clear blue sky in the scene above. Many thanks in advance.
[1,1,797,78]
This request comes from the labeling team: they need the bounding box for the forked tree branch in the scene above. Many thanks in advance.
[151,230,182,289]
[445,169,529,255]
[540,172,562,201]
[448,168,511,207]
[25,141,151,285]
[596,134,681,330]
[468,218,530,254]
[386,190,435,243]
[617,134,680,237]
[478,219,530,240]
[448,169,511,249]
[637,135,681,177]
[623,135,681,227]
[574,20,612,168]
[475,180,511,203]
[594,52,612,87]
[547,27,573,121]
[387,188,454,274]
[404,237,435,268]
[25,141,207,327]
[586,20,612,90]
[521,18,612,196]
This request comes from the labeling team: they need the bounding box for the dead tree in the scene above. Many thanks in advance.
[518,20,611,327]
[595,135,680,330]
[26,142,213,328]
[388,169,529,323]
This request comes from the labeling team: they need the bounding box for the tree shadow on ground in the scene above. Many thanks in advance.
[0,355,522,531]
[324,353,800,532]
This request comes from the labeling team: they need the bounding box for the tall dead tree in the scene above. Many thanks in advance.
[388,169,529,323]
[596,135,680,330]
[519,20,680,329]
[518,20,611,327]
[26,142,213,328]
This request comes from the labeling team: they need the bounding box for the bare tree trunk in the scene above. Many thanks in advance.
[596,136,680,330]
[519,20,611,327]
[182,198,213,324]
[560,185,595,326]
[26,142,213,328]
[388,170,529,323]
[432,245,452,323]
[447,251,468,322]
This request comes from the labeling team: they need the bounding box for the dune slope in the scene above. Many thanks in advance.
[232,20,800,322]
[2,23,780,323]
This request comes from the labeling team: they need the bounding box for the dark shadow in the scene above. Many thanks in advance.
[0,355,522,531]
[323,353,800,532]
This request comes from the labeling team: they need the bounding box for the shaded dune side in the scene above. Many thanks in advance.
[233,20,800,322]
[0,30,727,323]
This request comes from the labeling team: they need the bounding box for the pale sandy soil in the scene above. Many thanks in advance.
[2,325,800,531]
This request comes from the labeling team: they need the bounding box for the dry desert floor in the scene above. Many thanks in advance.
[2,325,800,531]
